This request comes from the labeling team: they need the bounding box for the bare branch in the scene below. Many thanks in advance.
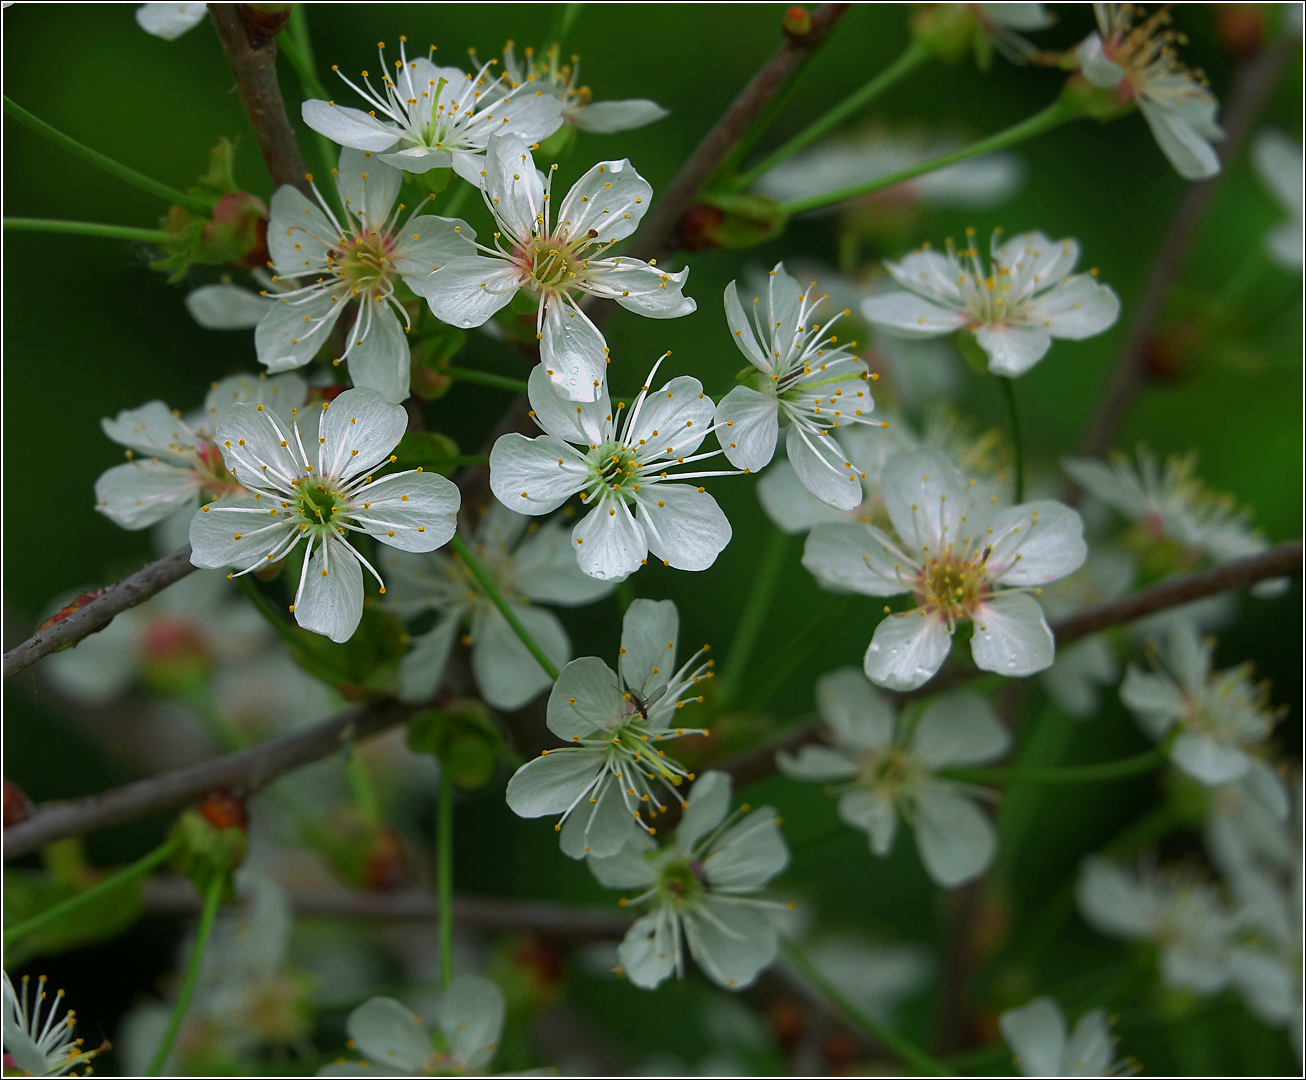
[2,699,414,860]
[142,877,632,938]
[3,546,195,681]
[715,541,1302,786]
[208,3,311,197]
[1077,35,1298,458]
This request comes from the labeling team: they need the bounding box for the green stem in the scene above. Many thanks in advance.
[778,96,1078,215]
[941,746,1166,786]
[2,836,183,947]
[450,535,561,680]
[548,3,586,48]
[346,747,381,823]
[998,376,1024,504]
[732,40,931,192]
[716,529,790,707]
[146,872,225,1076]
[781,939,954,1076]
[3,217,174,244]
[441,182,473,220]
[437,775,455,991]
[4,96,214,217]
[445,367,530,394]
[744,597,856,709]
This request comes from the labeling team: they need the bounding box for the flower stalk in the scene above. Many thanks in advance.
[999,376,1024,503]
[716,529,790,707]
[3,217,174,244]
[437,776,455,991]
[939,745,1167,786]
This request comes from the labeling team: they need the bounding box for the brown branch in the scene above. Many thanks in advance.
[1077,35,1298,458]
[2,698,414,860]
[715,541,1303,786]
[623,3,851,263]
[3,546,196,681]
[208,3,311,197]
[141,876,632,938]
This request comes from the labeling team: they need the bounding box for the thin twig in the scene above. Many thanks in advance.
[208,3,311,197]
[2,699,416,860]
[713,541,1302,785]
[1077,35,1298,457]
[3,547,196,681]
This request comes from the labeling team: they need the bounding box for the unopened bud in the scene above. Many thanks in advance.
[199,790,248,831]
[241,2,293,41]
[782,5,812,37]
[201,191,270,268]
[1216,3,1266,57]
[3,779,32,829]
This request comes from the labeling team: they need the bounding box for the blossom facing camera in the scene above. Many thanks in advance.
[1120,620,1281,786]
[588,770,790,991]
[188,387,460,643]
[489,356,733,581]
[803,447,1087,690]
[95,372,308,531]
[317,976,518,1076]
[502,42,670,134]
[421,134,695,402]
[2,973,101,1076]
[505,598,714,859]
[257,147,474,403]
[999,996,1136,1077]
[716,262,876,510]
[1074,3,1224,180]
[381,502,616,711]
[777,668,1009,887]
[301,39,564,179]
[861,228,1120,377]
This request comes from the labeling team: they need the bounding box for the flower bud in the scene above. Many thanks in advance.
[782,5,812,38]
[241,2,293,40]
[1216,3,1267,56]
[199,790,249,831]
[201,191,271,268]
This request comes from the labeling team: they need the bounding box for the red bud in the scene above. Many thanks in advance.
[782,5,812,37]
[199,790,248,831]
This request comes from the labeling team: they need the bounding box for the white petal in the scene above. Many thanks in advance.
[557,157,652,244]
[1075,856,1159,940]
[1073,33,1125,88]
[135,2,208,40]
[525,360,612,446]
[255,290,345,373]
[540,300,608,402]
[1138,99,1221,180]
[202,372,308,428]
[1063,1008,1117,1076]
[488,433,589,516]
[186,283,273,330]
[397,614,460,703]
[878,448,978,554]
[980,2,1052,30]
[421,255,522,327]
[352,471,460,553]
[505,749,604,816]
[267,184,334,271]
[970,592,1055,677]
[437,975,504,1072]
[864,610,953,690]
[838,788,898,855]
[588,259,695,319]
[377,146,453,172]
[860,291,968,337]
[912,693,1010,768]
[974,324,1052,377]
[483,133,545,240]
[496,90,566,147]
[392,214,478,281]
[776,745,859,782]
[548,656,624,739]
[678,770,732,853]
[802,522,910,596]
[296,538,365,642]
[638,484,731,572]
[344,997,433,1074]
[627,375,715,458]
[511,515,619,606]
[757,460,851,533]
[1251,129,1304,217]
[189,499,295,569]
[101,400,200,465]
[470,602,569,710]
[1170,732,1251,786]
[1119,665,1186,741]
[999,997,1066,1078]
[683,897,778,990]
[96,461,202,530]
[341,302,410,403]
[882,249,968,307]
[560,774,637,858]
[914,785,997,887]
[619,909,678,990]
[587,831,658,889]
[1021,276,1121,341]
[571,99,669,134]
[703,808,789,891]
[785,423,863,511]
[320,387,408,482]
[815,667,895,750]
[213,400,304,489]
[619,598,679,703]
[301,100,401,152]
[1040,635,1118,719]
[334,146,402,232]
[573,495,646,579]
[987,500,1087,586]
[724,280,771,372]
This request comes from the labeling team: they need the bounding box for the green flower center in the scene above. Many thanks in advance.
[858,747,921,798]
[524,237,583,292]
[657,857,705,911]
[914,553,989,622]
[594,441,642,494]
[295,480,345,528]
[332,235,394,292]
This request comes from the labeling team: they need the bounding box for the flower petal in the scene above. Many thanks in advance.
[618,909,678,990]
[757,460,851,534]
[295,538,365,642]
[838,788,898,855]
[587,258,695,319]
[815,667,895,750]
[677,769,732,854]
[320,387,408,482]
[863,610,953,691]
[619,598,679,703]
[255,289,345,373]
[559,773,637,858]
[878,448,980,555]
[470,602,570,711]
[998,997,1067,1079]
[420,255,521,327]
[397,614,461,703]
[557,157,652,243]
[724,280,771,372]
[301,100,401,152]
[351,471,460,553]
[970,591,1055,677]
[201,372,308,429]
[627,375,714,458]
[436,975,505,1072]
[914,785,997,887]
[785,423,863,511]
[189,499,295,569]
[505,748,604,816]
[344,997,433,1074]
[802,521,911,596]
[861,291,968,337]
[341,302,410,403]
[703,808,789,892]
[511,514,619,606]
[683,897,778,990]
[912,693,1009,768]
[974,323,1052,377]
[587,831,658,889]
[1138,99,1221,181]
[540,300,608,402]
[334,146,402,232]
[637,484,731,572]
[1073,33,1125,88]
[95,461,202,530]
[548,656,624,739]
[1063,1008,1117,1076]
[572,494,646,579]
[489,433,589,516]
[101,400,200,465]
[392,214,477,281]
[1119,665,1187,741]
[571,99,669,134]
[483,133,545,241]
[1170,732,1251,786]
[986,500,1087,586]
[1021,276,1121,341]
[136,2,208,40]
[525,360,612,446]
[186,283,273,330]
[776,745,860,782]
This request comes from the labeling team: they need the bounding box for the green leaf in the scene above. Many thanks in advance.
[2,869,144,966]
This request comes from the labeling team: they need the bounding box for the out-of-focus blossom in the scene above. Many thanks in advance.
[1251,129,1303,271]
[999,995,1137,1076]
[135,2,206,40]
[502,41,668,134]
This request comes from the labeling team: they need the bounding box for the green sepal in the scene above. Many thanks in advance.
[408,700,507,792]
[695,191,790,250]
[954,328,991,375]
[168,809,247,898]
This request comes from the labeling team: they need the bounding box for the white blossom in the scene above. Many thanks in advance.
[257,147,474,403]
[716,262,876,509]
[189,387,460,643]
[317,976,528,1076]
[999,996,1136,1077]
[489,357,733,581]
[502,41,669,134]
[1120,620,1281,786]
[381,503,616,711]
[588,770,790,991]
[862,228,1120,377]
[1074,3,1224,180]
[422,134,694,402]
[1251,129,1303,272]
[95,373,308,531]
[787,934,932,1024]
[777,668,1009,887]
[185,282,275,329]
[505,599,713,859]
[2,974,99,1077]
[803,447,1087,690]
[135,2,206,40]
[1206,763,1295,884]
[301,39,564,179]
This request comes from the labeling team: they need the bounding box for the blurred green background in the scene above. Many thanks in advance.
[3,3,1302,1074]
